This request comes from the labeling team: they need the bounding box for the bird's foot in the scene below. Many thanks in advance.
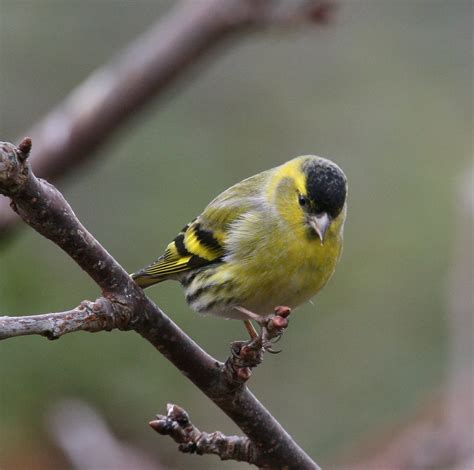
[260,305,291,352]
[224,306,291,384]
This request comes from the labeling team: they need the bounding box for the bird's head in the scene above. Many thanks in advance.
[269,155,347,243]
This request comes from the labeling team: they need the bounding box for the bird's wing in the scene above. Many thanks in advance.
[132,171,267,286]
[132,219,225,284]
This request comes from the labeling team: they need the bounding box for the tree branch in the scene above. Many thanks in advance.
[0,137,320,469]
[150,403,259,464]
[0,0,334,238]
[0,299,119,341]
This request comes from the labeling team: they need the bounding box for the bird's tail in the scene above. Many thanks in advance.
[130,269,166,288]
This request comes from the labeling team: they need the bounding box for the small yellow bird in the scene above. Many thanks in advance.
[132,155,347,332]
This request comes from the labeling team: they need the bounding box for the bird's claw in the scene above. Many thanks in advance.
[230,340,263,367]
[261,328,284,353]
[225,306,292,383]
[264,344,282,354]
[230,340,247,358]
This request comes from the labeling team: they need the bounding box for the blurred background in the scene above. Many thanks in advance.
[0,1,472,469]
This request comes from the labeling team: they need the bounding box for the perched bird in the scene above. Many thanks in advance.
[132,155,347,332]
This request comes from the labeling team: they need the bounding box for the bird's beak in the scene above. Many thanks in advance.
[308,212,331,244]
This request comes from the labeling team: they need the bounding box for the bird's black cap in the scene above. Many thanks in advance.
[304,158,347,218]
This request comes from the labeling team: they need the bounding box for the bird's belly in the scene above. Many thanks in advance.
[228,238,340,316]
[236,265,329,315]
[182,232,341,320]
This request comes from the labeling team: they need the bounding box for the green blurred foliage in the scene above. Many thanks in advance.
[0,0,472,468]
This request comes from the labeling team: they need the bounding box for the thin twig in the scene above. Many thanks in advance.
[0,138,320,469]
[150,404,259,464]
[0,299,120,341]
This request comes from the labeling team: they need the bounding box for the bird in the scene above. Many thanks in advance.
[132,155,347,339]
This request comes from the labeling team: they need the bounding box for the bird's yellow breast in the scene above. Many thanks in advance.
[223,208,344,315]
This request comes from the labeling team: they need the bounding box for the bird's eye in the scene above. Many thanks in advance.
[298,194,308,207]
